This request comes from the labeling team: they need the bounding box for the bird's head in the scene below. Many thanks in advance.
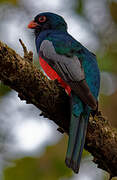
[28,12,67,37]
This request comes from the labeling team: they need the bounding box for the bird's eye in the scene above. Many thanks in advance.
[38,16,47,23]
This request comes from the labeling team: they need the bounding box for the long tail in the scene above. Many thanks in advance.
[65,101,90,173]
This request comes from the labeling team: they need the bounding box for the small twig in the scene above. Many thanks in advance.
[19,38,28,56]
[19,38,33,62]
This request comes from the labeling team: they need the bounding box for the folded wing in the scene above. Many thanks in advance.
[39,40,97,110]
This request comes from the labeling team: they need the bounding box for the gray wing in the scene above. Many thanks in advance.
[40,40,97,110]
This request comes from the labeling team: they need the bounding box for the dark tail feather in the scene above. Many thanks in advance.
[65,94,81,168]
[65,105,90,173]
[65,114,81,168]
[71,109,90,173]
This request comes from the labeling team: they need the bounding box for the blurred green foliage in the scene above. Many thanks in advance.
[110,1,117,23]
[98,49,117,73]
[0,0,17,5]
[4,137,72,180]
[0,83,11,97]
[4,136,90,180]
[75,0,83,15]
[111,177,117,180]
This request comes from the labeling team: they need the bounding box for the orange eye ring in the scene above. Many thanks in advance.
[38,16,47,23]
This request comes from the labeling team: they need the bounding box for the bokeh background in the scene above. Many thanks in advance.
[0,0,117,179]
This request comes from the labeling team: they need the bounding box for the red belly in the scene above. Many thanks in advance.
[39,56,71,95]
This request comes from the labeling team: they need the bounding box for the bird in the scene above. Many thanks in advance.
[28,12,100,173]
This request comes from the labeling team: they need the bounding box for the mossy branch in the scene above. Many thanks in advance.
[0,40,117,177]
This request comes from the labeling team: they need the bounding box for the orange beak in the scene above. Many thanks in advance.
[28,20,39,29]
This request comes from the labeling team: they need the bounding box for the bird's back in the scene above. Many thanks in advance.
[45,31,100,99]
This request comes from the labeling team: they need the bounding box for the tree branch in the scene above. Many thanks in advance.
[0,40,117,177]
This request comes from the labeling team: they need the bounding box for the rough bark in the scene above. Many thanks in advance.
[0,40,117,177]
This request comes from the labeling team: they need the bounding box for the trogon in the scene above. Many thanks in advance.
[28,12,100,173]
